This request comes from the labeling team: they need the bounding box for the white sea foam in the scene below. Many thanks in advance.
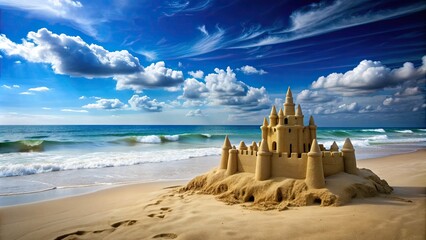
[136,135,162,143]
[395,130,413,133]
[361,128,386,133]
[201,134,212,138]
[0,147,221,177]
[164,135,179,141]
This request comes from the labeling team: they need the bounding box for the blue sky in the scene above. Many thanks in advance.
[0,0,425,126]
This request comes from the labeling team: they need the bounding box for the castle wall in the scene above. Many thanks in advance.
[237,150,256,173]
[271,152,308,179]
[322,151,344,177]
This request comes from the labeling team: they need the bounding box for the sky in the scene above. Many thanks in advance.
[0,0,425,127]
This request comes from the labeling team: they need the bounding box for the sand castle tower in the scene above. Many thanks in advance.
[264,87,317,155]
[305,139,325,189]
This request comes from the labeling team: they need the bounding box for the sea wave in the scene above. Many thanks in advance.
[394,130,413,133]
[0,140,82,153]
[0,147,221,177]
[361,128,386,133]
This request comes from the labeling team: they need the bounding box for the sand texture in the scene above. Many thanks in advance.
[0,150,425,240]
[182,167,392,209]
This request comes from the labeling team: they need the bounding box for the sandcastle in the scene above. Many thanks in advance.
[183,87,392,208]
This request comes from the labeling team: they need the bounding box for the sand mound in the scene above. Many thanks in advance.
[181,168,392,210]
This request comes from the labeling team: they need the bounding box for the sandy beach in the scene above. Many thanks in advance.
[1,149,425,240]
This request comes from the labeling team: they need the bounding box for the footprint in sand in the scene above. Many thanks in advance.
[147,207,173,219]
[54,220,138,240]
[152,233,178,239]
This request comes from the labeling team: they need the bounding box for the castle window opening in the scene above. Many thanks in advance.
[289,144,292,153]
[284,118,288,125]
[272,141,277,151]
[289,129,291,133]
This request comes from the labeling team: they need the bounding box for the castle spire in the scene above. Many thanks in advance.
[330,141,339,152]
[296,104,303,116]
[239,141,248,150]
[284,87,295,116]
[278,108,284,125]
[342,138,354,150]
[269,105,278,127]
[309,115,316,125]
[259,138,269,153]
[222,135,232,148]
[263,117,268,127]
[305,139,325,189]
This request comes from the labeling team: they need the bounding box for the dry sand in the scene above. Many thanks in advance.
[1,150,425,240]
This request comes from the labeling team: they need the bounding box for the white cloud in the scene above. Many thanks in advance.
[114,61,184,92]
[79,96,86,100]
[237,65,267,75]
[395,86,422,97]
[14,60,21,64]
[296,89,335,103]
[2,85,11,89]
[181,67,270,112]
[13,85,20,88]
[188,70,204,79]
[19,91,34,95]
[0,29,185,92]
[178,62,183,68]
[82,98,127,110]
[28,86,50,92]
[61,109,88,113]
[197,25,209,36]
[128,95,165,112]
[186,109,205,117]
[311,57,426,95]
[42,107,51,110]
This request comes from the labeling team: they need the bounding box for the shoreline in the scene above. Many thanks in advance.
[0,150,425,240]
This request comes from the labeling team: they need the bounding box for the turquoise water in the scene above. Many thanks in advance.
[0,125,425,177]
[0,125,425,204]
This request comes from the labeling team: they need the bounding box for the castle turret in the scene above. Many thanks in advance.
[255,139,272,181]
[284,87,295,116]
[261,117,269,140]
[269,105,278,127]
[305,139,325,189]
[251,141,258,151]
[239,141,248,151]
[226,146,238,175]
[296,104,303,116]
[278,108,284,125]
[219,135,232,169]
[330,141,339,152]
[342,138,358,175]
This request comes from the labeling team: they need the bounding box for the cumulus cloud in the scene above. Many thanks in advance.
[14,60,21,64]
[188,70,204,79]
[61,109,88,113]
[237,65,267,75]
[19,91,34,95]
[28,86,50,92]
[395,86,422,96]
[296,89,335,103]
[186,109,205,117]
[0,29,185,92]
[312,57,426,95]
[79,96,86,100]
[181,67,270,111]
[114,61,184,92]
[0,28,141,77]
[128,95,165,112]
[82,98,127,110]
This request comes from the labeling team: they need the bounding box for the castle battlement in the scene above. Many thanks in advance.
[219,87,358,187]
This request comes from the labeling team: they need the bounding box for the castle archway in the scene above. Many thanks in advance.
[272,141,277,151]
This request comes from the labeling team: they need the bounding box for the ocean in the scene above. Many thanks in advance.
[0,125,425,206]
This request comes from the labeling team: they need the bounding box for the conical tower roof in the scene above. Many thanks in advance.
[270,105,277,116]
[330,141,339,151]
[309,115,316,125]
[259,138,269,152]
[262,117,268,127]
[222,135,232,148]
[309,139,321,154]
[296,104,303,116]
[343,138,354,150]
[286,87,293,98]
[278,108,284,118]
[239,141,247,149]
